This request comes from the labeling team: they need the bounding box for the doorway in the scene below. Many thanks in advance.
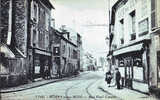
[157,51,160,87]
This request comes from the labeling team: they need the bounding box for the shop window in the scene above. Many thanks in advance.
[133,57,142,67]
[53,47,60,55]
[119,59,124,67]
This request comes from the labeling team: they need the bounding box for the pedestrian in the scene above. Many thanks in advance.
[115,68,121,89]
[44,64,49,79]
[105,71,112,87]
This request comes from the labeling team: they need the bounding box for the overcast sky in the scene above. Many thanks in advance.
[50,0,109,58]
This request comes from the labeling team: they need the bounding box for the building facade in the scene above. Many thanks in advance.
[149,0,160,94]
[0,0,29,87]
[77,33,83,71]
[28,0,54,79]
[50,28,79,78]
[0,0,54,87]
[109,0,151,92]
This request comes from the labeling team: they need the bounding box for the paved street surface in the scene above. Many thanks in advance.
[1,71,157,100]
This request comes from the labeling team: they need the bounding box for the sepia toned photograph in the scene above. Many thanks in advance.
[0,0,159,100]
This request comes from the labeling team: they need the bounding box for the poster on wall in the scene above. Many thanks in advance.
[0,0,157,100]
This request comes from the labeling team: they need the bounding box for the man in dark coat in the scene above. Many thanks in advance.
[105,71,112,87]
[115,68,121,89]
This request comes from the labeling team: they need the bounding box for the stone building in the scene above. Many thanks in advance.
[28,0,54,79]
[108,0,151,93]
[77,33,83,71]
[0,0,29,87]
[50,28,79,78]
[0,0,54,87]
[149,0,160,94]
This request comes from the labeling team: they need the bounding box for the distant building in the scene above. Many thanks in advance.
[77,33,83,71]
[50,28,80,77]
[83,52,95,71]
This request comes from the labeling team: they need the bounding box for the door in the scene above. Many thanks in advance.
[157,51,160,88]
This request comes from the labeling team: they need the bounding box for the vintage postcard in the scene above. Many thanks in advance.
[0,0,159,100]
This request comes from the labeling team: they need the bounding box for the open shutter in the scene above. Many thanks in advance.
[151,0,156,29]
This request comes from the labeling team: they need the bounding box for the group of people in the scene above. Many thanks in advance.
[105,68,121,89]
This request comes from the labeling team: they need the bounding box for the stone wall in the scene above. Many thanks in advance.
[0,0,10,43]
[12,0,28,56]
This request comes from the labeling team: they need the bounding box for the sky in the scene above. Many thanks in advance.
[50,0,109,58]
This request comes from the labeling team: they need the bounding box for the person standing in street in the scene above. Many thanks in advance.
[115,68,121,89]
[105,71,112,87]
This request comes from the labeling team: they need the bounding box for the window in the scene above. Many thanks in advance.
[69,47,70,57]
[53,47,60,55]
[62,45,65,54]
[34,4,37,20]
[118,58,124,67]
[138,18,149,36]
[120,19,124,44]
[33,30,37,46]
[45,12,49,31]
[151,0,156,29]
[73,50,77,59]
[120,38,124,44]
[130,11,136,40]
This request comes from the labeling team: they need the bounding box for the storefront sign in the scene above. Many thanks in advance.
[35,66,40,74]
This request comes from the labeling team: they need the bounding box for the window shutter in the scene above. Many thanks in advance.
[151,0,156,29]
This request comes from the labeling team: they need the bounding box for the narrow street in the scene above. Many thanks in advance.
[1,71,119,100]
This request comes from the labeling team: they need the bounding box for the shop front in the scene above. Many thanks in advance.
[113,42,150,91]
[33,49,51,79]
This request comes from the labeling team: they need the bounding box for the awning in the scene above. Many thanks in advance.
[113,43,143,56]
[35,49,51,56]
[0,43,15,58]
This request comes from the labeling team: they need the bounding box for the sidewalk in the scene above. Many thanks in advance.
[0,72,88,93]
[99,80,157,100]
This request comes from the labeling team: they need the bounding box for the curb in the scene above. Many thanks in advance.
[99,84,150,98]
[0,75,79,93]
[131,88,150,95]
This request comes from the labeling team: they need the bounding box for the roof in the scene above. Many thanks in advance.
[0,43,15,58]
[51,28,77,47]
[110,0,126,25]
[40,0,55,9]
